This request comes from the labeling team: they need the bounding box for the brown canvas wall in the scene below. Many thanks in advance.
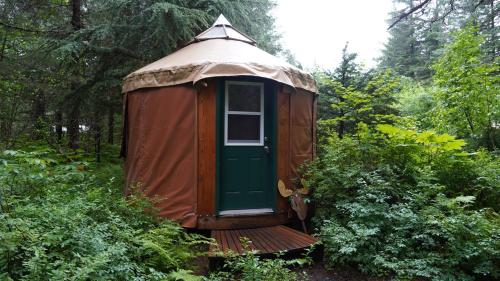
[122,80,315,229]
[124,85,197,227]
[277,86,316,214]
[277,87,291,213]
[290,89,315,181]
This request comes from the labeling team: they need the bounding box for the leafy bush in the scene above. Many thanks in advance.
[394,78,436,130]
[432,24,499,150]
[206,241,310,281]
[206,255,300,281]
[304,124,499,280]
[0,146,209,280]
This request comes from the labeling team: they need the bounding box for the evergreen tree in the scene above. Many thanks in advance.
[316,43,361,122]
[380,12,426,79]
[0,0,280,154]
[381,0,498,80]
[318,44,400,140]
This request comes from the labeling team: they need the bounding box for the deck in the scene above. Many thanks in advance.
[209,225,318,256]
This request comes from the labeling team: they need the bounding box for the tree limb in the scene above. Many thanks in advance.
[0,21,44,33]
[388,0,433,29]
[473,0,487,12]
[429,0,456,26]
[0,21,65,36]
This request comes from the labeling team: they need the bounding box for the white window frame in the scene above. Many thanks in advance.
[224,81,264,146]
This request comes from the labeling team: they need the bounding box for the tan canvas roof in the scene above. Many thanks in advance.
[122,15,317,93]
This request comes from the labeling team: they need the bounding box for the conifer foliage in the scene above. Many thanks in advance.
[0,0,280,152]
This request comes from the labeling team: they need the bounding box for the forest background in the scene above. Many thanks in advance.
[0,0,498,280]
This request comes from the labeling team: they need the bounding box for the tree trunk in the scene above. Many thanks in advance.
[490,0,496,62]
[487,126,496,150]
[67,0,83,149]
[93,110,102,162]
[487,103,496,150]
[338,61,347,138]
[464,108,475,136]
[0,31,7,61]
[67,102,80,149]
[107,105,114,144]
[338,107,345,139]
[55,110,63,143]
[31,90,46,140]
[71,0,83,30]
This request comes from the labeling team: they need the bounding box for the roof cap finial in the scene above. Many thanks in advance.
[213,14,232,26]
[189,13,255,45]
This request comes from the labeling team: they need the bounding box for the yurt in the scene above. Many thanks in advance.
[121,15,317,239]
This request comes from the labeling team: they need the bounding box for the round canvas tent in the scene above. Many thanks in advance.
[122,15,317,229]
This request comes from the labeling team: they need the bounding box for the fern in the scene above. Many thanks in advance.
[0,147,208,280]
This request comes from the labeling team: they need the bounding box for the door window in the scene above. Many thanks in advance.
[224,81,264,145]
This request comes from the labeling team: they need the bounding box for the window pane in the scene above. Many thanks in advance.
[227,114,260,142]
[228,84,261,112]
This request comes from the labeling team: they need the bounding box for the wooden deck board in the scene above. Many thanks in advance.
[209,225,318,257]
[251,228,281,252]
[241,229,270,252]
[253,227,283,253]
[277,225,316,245]
[260,227,293,251]
[226,230,241,254]
[244,228,276,253]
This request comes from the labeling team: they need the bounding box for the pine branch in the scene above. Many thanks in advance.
[82,42,142,60]
[429,0,456,26]
[388,0,433,29]
[0,21,44,33]
[0,21,66,36]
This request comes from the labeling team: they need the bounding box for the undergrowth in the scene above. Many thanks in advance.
[0,144,305,281]
[0,144,210,280]
[305,124,499,280]
[206,239,312,281]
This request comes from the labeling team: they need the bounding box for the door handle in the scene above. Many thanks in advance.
[264,146,270,154]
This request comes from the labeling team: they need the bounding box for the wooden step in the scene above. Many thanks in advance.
[209,225,318,257]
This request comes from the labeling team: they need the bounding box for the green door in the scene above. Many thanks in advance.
[217,79,276,214]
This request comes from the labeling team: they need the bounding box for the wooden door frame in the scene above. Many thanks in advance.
[215,77,278,215]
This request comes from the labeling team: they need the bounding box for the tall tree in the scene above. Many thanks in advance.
[0,0,281,154]
[316,44,361,123]
[380,9,426,79]
[0,0,68,147]
[317,44,400,140]
[332,43,361,138]
[66,0,84,149]
[381,0,498,79]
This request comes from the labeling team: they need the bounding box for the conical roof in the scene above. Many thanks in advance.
[123,14,316,93]
[191,14,256,45]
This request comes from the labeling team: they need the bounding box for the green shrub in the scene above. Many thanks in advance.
[206,243,310,281]
[304,124,499,280]
[0,146,209,280]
